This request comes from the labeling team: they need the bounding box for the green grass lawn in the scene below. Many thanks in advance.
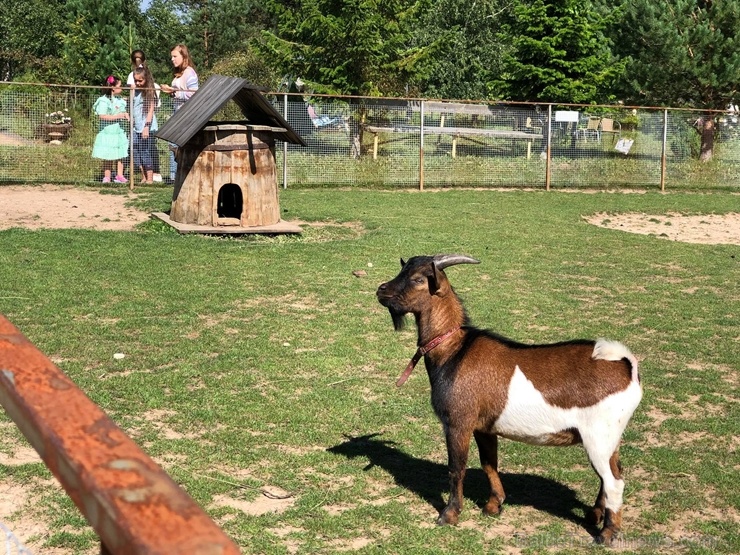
[0,188,738,554]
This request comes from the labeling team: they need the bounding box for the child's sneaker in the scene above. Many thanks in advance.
[102,176,111,183]
[152,173,163,182]
[114,175,128,183]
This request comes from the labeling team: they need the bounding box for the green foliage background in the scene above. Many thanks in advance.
[1,0,739,162]
[2,0,739,110]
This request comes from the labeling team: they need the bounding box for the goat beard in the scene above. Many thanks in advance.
[389,309,407,331]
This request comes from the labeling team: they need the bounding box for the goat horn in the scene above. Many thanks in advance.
[433,254,480,270]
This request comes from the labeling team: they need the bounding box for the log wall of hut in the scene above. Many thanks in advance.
[171,124,280,228]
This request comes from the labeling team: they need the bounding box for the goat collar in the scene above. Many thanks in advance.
[396,328,460,387]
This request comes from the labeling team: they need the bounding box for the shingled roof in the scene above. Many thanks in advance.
[154,75,306,147]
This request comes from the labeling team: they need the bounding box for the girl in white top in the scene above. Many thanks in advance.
[160,44,199,110]
[160,44,199,181]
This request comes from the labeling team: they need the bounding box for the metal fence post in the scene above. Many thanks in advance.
[283,93,289,189]
[419,100,425,191]
[129,87,135,190]
[546,104,552,191]
[661,109,668,192]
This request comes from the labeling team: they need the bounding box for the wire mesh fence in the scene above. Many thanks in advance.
[1,522,33,555]
[0,82,173,184]
[1,82,739,189]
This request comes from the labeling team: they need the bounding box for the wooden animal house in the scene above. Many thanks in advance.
[154,76,306,234]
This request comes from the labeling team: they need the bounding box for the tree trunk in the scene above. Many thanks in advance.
[699,117,714,162]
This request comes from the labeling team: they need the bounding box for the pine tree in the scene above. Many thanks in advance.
[495,0,623,104]
[258,0,419,96]
[612,0,740,160]
[60,0,138,84]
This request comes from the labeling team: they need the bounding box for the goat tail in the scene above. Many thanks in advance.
[593,338,640,382]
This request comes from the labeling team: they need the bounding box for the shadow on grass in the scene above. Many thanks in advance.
[328,433,594,531]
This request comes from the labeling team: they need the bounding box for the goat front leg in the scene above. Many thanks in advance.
[474,431,506,516]
[437,424,472,526]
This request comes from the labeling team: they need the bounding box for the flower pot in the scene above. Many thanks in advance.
[40,123,72,142]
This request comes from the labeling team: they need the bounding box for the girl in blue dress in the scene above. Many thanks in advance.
[92,75,129,183]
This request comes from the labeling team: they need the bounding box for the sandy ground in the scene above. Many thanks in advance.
[0,185,738,244]
[585,211,740,245]
[0,133,29,147]
[0,185,150,231]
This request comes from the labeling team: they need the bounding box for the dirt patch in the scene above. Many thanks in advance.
[0,185,361,237]
[210,486,295,516]
[0,185,150,231]
[0,444,75,555]
[586,212,740,245]
[0,132,30,147]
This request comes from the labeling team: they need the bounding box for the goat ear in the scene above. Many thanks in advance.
[427,266,442,295]
[400,258,406,267]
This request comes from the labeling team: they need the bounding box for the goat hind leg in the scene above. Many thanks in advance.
[586,447,624,545]
[473,431,505,516]
[586,477,606,526]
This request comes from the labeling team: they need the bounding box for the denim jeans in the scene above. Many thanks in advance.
[169,144,177,180]
[134,132,155,172]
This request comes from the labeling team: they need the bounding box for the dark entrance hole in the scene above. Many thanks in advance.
[217,184,243,219]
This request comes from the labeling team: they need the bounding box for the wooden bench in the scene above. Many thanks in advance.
[363,102,543,159]
[363,124,543,160]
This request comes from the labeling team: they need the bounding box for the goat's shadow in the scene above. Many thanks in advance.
[328,433,595,533]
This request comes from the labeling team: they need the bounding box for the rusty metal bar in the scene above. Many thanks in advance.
[0,315,241,555]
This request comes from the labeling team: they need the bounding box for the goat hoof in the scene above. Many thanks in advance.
[436,509,459,526]
[482,501,503,516]
[595,528,618,546]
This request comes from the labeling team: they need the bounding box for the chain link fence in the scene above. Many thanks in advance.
[1,82,739,189]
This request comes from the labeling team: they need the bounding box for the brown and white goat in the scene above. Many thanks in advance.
[376,254,642,545]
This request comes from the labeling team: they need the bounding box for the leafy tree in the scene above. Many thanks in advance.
[136,0,189,81]
[494,0,624,104]
[198,0,270,67]
[206,50,280,88]
[149,0,270,73]
[610,0,740,160]
[60,0,140,84]
[409,0,506,99]
[0,0,65,81]
[258,0,421,96]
